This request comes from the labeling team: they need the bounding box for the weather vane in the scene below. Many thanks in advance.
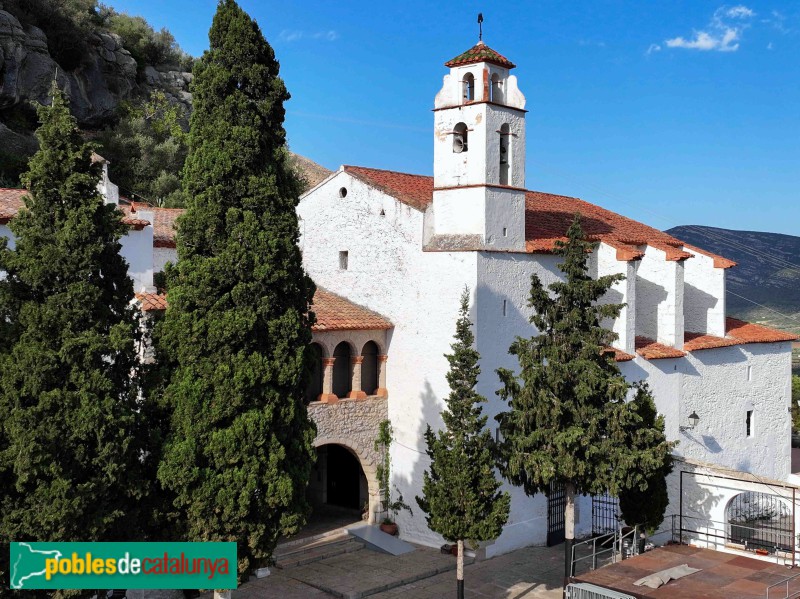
[478,13,483,42]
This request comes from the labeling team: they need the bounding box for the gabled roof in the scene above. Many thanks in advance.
[445,41,516,69]
[337,166,735,267]
[134,287,393,333]
[121,204,183,248]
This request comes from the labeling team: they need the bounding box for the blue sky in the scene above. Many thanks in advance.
[111,1,799,235]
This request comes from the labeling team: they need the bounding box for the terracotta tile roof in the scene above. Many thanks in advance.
[444,41,516,69]
[1,189,153,229]
[683,331,740,351]
[135,292,168,312]
[725,317,798,344]
[635,336,687,359]
[311,288,393,331]
[343,166,434,211]
[132,287,393,332]
[338,167,733,267]
[152,208,183,248]
[0,188,25,224]
[603,346,636,362]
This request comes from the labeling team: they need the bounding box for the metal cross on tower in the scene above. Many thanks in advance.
[478,13,484,41]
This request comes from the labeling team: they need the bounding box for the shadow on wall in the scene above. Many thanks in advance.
[684,282,719,332]
[635,276,669,341]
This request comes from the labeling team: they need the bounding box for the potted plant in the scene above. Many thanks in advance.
[375,420,413,535]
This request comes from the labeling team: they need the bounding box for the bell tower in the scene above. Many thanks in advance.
[429,40,528,250]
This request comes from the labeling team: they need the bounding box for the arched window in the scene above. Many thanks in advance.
[453,122,468,154]
[462,73,475,103]
[499,123,511,185]
[361,341,379,396]
[726,492,792,552]
[304,343,324,403]
[332,342,352,398]
[490,73,503,103]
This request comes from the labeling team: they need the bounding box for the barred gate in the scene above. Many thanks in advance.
[726,491,793,553]
[592,491,620,536]
[547,482,566,546]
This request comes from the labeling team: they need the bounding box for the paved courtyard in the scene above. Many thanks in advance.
[219,542,565,599]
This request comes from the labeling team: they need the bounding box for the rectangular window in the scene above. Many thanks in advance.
[502,227,508,237]
[339,251,349,270]
[747,365,752,381]
[502,299,507,317]
[746,410,753,437]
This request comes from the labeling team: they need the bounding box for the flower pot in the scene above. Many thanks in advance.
[380,522,398,536]
[756,548,769,556]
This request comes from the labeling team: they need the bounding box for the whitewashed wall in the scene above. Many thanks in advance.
[153,247,178,275]
[683,249,726,336]
[636,246,685,348]
[119,209,155,292]
[298,172,478,550]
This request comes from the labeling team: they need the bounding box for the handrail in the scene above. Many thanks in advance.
[766,571,800,599]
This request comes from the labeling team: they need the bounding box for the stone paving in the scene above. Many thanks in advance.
[218,543,565,599]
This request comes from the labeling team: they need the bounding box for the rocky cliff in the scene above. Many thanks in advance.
[0,8,191,160]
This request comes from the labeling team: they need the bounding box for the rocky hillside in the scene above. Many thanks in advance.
[668,225,800,335]
[0,2,192,181]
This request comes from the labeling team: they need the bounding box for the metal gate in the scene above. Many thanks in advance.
[726,491,793,552]
[592,491,620,536]
[547,481,566,546]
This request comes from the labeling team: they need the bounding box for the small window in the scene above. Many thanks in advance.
[746,410,753,437]
[747,365,752,381]
[339,187,348,198]
[453,122,468,153]
[502,299,507,317]
[462,73,475,102]
[339,251,349,270]
[379,208,385,216]
[502,227,508,237]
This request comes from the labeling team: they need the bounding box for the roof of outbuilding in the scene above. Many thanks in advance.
[635,337,687,360]
[121,204,183,248]
[133,287,393,332]
[444,41,516,69]
[338,166,735,267]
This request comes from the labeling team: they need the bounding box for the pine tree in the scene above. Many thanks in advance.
[0,86,146,555]
[155,0,316,581]
[417,290,510,599]
[496,216,675,579]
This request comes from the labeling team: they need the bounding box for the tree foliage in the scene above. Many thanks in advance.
[496,216,675,524]
[99,91,189,207]
[154,0,316,581]
[0,87,146,561]
[417,290,510,542]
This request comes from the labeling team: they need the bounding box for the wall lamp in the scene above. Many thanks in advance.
[679,411,700,432]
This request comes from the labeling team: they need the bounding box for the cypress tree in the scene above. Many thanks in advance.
[496,216,675,579]
[0,86,146,555]
[155,0,316,580]
[416,290,510,599]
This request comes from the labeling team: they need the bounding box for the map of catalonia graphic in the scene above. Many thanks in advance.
[11,543,63,589]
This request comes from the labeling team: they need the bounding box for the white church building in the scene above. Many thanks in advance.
[1,40,798,562]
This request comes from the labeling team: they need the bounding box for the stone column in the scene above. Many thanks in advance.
[375,354,389,398]
[348,356,367,399]
[318,357,338,404]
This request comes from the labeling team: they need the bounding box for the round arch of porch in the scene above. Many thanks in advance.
[313,436,380,525]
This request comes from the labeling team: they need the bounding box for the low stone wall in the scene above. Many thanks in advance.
[308,396,388,523]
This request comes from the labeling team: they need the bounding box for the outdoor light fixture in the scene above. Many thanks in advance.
[680,411,700,432]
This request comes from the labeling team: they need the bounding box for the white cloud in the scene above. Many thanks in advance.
[646,43,661,55]
[767,42,774,50]
[660,5,754,52]
[279,29,339,43]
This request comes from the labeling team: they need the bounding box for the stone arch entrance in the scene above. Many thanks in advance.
[311,435,381,524]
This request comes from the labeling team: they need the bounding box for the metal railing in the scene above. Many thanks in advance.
[570,525,641,576]
[767,572,800,599]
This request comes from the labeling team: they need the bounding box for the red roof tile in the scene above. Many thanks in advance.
[135,292,168,312]
[338,167,733,267]
[1,188,153,229]
[683,331,740,351]
[603,346,636,362]
[725,317,798,344]
[132,288,393,333]
[635,336,687,359]
[444,41,516,69]
[343,166,434,211]
[311,288,393,331]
